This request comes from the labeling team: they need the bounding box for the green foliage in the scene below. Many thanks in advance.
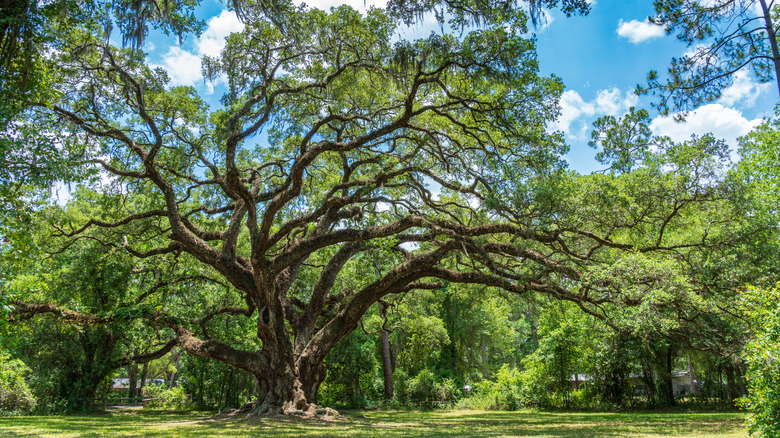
[517,303,584,408]
[738,284,780,437]
[12,321,118,413]
[180,356,255,411]
[580,329,642,407]
[407,368,438,406]
[641,0,780,113]
[3,238,137,413]
[319,331,380,409]
[736,114,780,224]
[394,314,450,377]
[436,378,461,404]
[142,384,192,410]
[401,369,461,408]
[387,0,590,31]
[392,369,409,406]
[0,353,36,414]
[457,365,526,410]
[589,107,653,173]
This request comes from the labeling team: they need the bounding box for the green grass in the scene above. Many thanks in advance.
[0,408,749,437]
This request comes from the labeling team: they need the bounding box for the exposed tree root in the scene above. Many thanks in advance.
[224,400,340,419]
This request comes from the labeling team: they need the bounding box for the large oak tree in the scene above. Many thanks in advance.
[8,1,736,415]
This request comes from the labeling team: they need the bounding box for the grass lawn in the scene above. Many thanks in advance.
[0,408,748,437]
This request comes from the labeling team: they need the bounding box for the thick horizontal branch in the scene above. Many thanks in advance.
[9,300,113,324]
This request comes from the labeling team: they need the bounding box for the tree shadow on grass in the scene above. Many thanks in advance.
[0,409,747,437]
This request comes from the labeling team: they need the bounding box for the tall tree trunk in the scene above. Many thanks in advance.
[169,349,182,387]
[725,363,737,403]
[139,361,149,393]
[688,354,696,396]
[127,350,138,400]
[664,347,675,405]
[759,0,780,98]
[197,360,205,407]
[641,357,656,404]
[735,361,747,398]
[481,337,489,378]
[656,344,675,406]
[379,302,393,399]
[128,347,140,399]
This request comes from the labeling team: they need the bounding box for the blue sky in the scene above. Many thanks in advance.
[141,0,778,174]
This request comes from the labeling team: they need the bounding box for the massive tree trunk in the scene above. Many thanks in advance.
[724,362,741,403]
[173,297,342,416]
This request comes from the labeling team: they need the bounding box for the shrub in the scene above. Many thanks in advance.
[456,380,500,410]
[408,369,437,406]
[392,369,409,405]
[436,378,461,404]
[0,354,36,414]
[457,365,526,410]
[142,384,192,409]
[318,331,379,409]
[518,359,553,408]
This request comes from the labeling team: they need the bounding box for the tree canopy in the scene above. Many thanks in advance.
[641,0,780,114]
[1,0,777,420]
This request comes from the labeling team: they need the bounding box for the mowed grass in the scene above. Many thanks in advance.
[0,408,748,437]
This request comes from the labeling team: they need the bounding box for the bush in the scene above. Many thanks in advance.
[738,285,780,438]
[457,365,526,410]
[456,380,499,410]
[0,354,36,414]
[408,369,437,406]
[436,378,461,404]
[399,369,463,408]
[318,331,379,409]
[392,369,409,405]
[142,384,192,409]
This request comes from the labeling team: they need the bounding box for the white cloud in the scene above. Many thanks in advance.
[595,87,638,115]
[151,10,244,91]
[530,8,555,31]
[553,87,638,138]
[616,19,665,43]
[649,104,761,148]
[699,0,762,14]
[157,47,202,87]
[554,90,595,136]
[199,10,245,58]
[718,70,770,108]
[683,43,709,59]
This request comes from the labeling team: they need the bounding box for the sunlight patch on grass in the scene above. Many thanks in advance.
[0,408,748,437]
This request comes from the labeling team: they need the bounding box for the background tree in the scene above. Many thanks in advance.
[4,238,134,412]
[640,0,780,114]
[738,284,780,438]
